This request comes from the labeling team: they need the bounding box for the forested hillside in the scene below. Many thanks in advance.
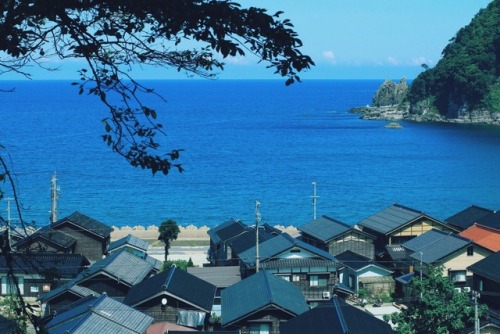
[408,0,500,118]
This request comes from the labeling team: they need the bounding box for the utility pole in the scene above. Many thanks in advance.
[311,181,319,220]
[50,171,60,224]
[473,290,480,334]
[419,251,423,299]
[255,200,261,273]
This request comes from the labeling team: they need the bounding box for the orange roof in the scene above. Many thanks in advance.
[459,224,500,252]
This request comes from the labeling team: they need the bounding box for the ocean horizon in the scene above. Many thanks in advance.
[1,79,500,229]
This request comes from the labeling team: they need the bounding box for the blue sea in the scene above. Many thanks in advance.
[1,80,500,229]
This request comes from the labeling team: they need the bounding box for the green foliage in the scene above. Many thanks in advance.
[408,0,500,114]
[390,265,487,334]
[0,1,313,176]
[0,295,28,334]
[158,219,180,261]
[162,258,194,272]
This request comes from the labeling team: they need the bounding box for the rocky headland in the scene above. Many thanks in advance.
[350,77,500,126]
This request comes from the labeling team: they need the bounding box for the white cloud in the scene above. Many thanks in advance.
[224,56,250,65]
[322,50,336,64]
[387,56,401,66]
[411,56,433,67]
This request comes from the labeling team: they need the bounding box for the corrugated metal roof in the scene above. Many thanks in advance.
[238,233,336,267]
[221,271,309,327]
[298,215,350,242]
[45,294,153,334]
[124,266,216,312]
[403,229,471,264]
[357,203,424,234]
[459,224,500,252]
[467,252,500,283]
[107,234,149,253]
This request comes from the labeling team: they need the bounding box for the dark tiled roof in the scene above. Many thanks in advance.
[0,253,89,278]
[358,203,436,234]
[298,215,351,242]
[467,252,500,283]
[403,229,471,264]
[221,271,309,327]
[228,227,278,256]
[39,282,98,303]
[75,249,153,286]
[15,225,77,249]
[280,296,394,334]
[124,266,216,312]
[52,211,113,238]
[45,294,153,334]
[207,219,247,244]
[336,250,392,273]
[187,266,241,288]
[106,234,149,253]
[476,212,500,230]
[386,245,410,261]
[238,233,336,267]
[445,205,495,231]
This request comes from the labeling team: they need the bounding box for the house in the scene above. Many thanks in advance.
[238,233,341,302]
[402,229,493,289]
[208,219,248,266]
[298,215,376,259]
[207,219,280,267]
[49,211,114,262]
[42,294,153,334]
[335,250,394,296]
[106,233,149,257]
[124,266,216,327]
[15,225,77,254]
[0,253,89,298]
[39,282,98,316]
[468,251,500,310]
[459,224,500,252]
[357,203,459,253]
[445,205,496,232]
[280,295,394,334]
[64,249,156,299]
[221,270,309,333]
[475,211,500,230]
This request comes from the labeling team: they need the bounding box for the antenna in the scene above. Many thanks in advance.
[50,171,60,224]
[311,181,319,220]
[255,200,261,273]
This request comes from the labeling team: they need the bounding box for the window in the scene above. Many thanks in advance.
[1,276,24,295]
[42,284,51,292]
[348,275,355,289]
[467,246,474,256]
[30,286,39,293]
[309,275,328,287]
[450,270,467,283]
[249,323,270,334]
[281,275,290,282]
[292,274,301,282]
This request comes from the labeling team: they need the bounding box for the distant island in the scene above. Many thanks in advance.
[351,0,500,126]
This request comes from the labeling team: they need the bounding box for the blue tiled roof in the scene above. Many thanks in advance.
[221,271,309,327]
[467,251,500,283]
[45,294,153,334]
[238,233,336,267]
[228,227,278,256]
[15,225,77,249]
[357,203,428,234]
[298,215,351,242]
[476,211,500,230]
[106,234,149,253]
[0,253,89,278]
[124,266,216,312]
[403,229,471,264]
[52,211,113,238]
[39,282,98,303]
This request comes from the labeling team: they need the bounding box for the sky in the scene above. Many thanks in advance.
[1,0,492,80]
